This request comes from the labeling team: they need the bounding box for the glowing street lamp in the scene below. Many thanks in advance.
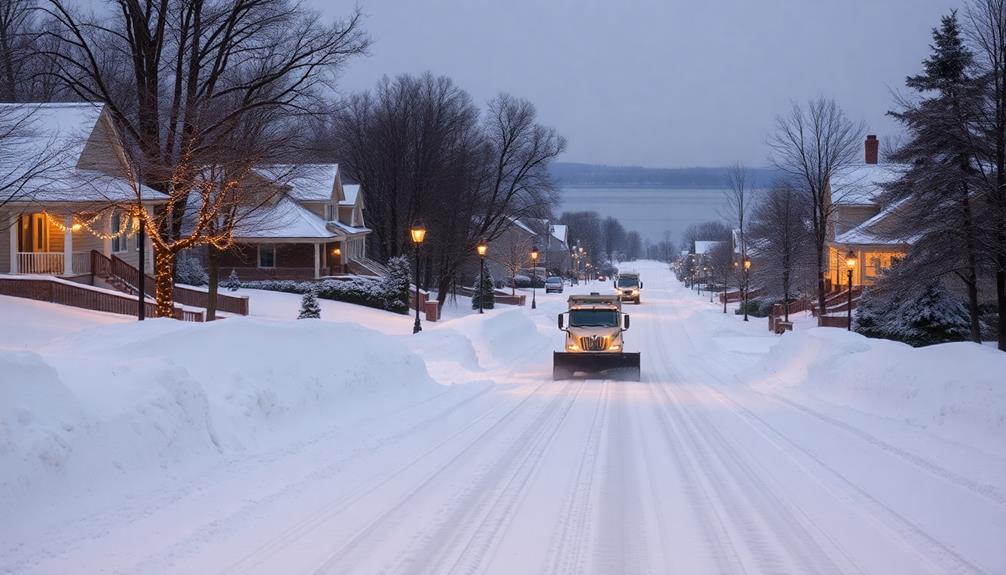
[410,222,427,334]
[476,239,488,314]
[530,245,540,309]
[845,250,857,331]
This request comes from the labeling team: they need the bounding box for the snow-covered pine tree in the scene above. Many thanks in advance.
[471,270,496,310]
[890,281,971,346]
[298,290,322,319]
[224,270,241,292]
[174,252,209,286]
[853,286,890,339]
[384,255,412,314]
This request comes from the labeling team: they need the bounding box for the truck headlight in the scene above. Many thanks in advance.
[567,343,579,351]
[609,344,620,351]
[631,290,639,295]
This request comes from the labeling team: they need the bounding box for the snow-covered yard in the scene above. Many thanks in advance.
[2,262,1004,574]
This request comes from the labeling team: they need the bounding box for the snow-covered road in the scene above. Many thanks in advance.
[3,261,1004,574]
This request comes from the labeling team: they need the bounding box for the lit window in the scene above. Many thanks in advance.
[258,245,276,268]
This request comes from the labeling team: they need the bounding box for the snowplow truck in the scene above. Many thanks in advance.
[554,294,641,381]
[614,272,642,304]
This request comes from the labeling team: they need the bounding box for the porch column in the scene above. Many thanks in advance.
[8,213,17,273]
[63,214,73,275]
[314,243,320,279]
[102,214,112,256]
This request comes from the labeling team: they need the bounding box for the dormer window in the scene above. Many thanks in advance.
[324,203,334,221]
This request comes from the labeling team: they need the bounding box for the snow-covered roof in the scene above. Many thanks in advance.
[328,220,370,236]
[0,102,165,204]
[550,224,567,244]
[256,164,339,202]
[830,163,904,206]
[509,218,537,236]
[341,184,360,207]
[232,196,339,241]
[694,240,725,255]
[835,198,913,246]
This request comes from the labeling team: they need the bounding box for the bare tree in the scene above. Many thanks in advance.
[722,163,754,267]
[494,230,533,295]
[41,0,369,316]
[966,0,1006,350]
[749,180,814,321]
[601,216,626,262]
[769,98,864,316]
[707,240,735,313]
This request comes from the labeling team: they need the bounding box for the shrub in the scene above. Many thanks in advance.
[472,269,495,310]
[224,270,241,292]
[735,298,770,318]
[298,291,321,319]
[175,252,208,286]
[888,282,971,346]
[244,274,410,315]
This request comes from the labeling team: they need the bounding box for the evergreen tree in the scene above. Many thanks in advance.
[224,270,241,292]
[889,281,971,346]
[471,270,496,310]
[174,252,209,286]
[385,255,412,313]
[853,286,890,339]
[298,290,322,319]
[885,10,986,343]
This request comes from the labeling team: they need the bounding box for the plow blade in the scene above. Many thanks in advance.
[553,352,641,381]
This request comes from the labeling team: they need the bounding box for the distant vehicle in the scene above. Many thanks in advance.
[554,293,640,381]
[545,276,564,293]
[614,272,643,304]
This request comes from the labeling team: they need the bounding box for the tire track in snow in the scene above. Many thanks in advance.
[752,389,1006,508]
[544,380,609,575]
[687,371,994,575]
[218,382,534,575]
[309,380,578,575]
[592,381,651,575]
[426,380,587,575]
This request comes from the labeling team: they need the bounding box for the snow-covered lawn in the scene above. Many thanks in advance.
[2,265,1004,574]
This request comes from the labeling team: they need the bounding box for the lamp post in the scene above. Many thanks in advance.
[845,250,857,331]
[710,266,715,303]
[743,258,751,322]
[410,222,427,334]
[530,245,539,309]
[476,238,488,314]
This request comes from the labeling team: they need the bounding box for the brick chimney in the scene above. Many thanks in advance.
[865,134,879,165]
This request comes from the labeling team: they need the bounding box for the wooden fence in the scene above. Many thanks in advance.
[0,276,202,321]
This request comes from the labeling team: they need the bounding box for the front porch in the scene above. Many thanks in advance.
[2,208,153,278]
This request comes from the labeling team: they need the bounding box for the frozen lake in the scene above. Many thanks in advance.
[558,186,734,244]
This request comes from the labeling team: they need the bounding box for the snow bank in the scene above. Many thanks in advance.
[1,317,435,499]
[447,309,552,374]
[750,328,1006,453]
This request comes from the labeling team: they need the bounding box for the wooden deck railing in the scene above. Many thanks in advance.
[0,276,202,321]
[94,250,249,316]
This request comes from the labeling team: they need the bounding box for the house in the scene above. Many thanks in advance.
[824,135,908,288]
[0,102,165,279]
[218,165,376,280]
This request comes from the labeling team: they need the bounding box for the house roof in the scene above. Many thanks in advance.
[550,224,567,244]
[340,183,360,206]
[835,198,913,247]
[257,164,340,202]
[0,102,165,204]
[329,220,370,236]
[830,163,904,206]
[232,196,339,241]
[694,240,725,255]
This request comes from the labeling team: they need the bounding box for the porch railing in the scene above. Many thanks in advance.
[0,276,202,322]
[15,252,92,275]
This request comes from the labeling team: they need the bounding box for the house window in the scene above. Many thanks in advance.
[111,211,128,253]
[324,204,334,221]
[258,245,276,268]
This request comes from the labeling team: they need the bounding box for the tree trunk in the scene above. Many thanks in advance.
[959,175,982,343]
[206,246,220,321]
[154,246,175,318]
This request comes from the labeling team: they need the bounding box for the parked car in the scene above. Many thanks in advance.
[545,276,564,294]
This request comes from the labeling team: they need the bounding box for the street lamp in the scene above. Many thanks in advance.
[743,257,752,322]
[530,245,540,309]
[845,250,857,331]
[410,222,427,334]
[709,266,715,303]
[476,238,488,314]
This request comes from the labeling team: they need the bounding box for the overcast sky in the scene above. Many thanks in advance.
[314,0,961,168]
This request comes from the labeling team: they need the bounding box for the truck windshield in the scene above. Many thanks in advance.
[617,278,639,288]
[569,309,618,327]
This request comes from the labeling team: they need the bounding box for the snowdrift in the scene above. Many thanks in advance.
[749,327,1006,453]
[0,317,435,498]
